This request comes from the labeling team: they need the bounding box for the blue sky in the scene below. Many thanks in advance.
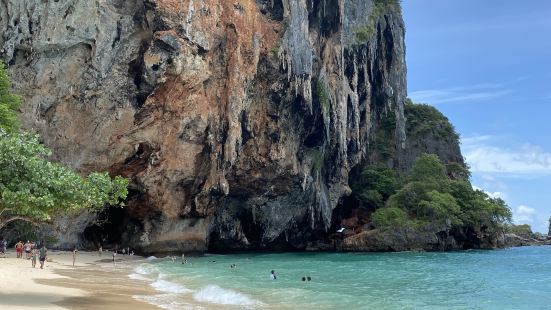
[402,0,551,232]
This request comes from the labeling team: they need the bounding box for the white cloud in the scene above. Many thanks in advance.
[513,205,536,224]
[409,89,512,104]
[409,78,526,105]
[512,205,550,233]
[462,135,493,145]
[479,174,509,193]
[462,136,551,175]
[472,185,504,199]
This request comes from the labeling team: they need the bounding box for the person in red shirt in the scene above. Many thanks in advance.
[15,241,23,258]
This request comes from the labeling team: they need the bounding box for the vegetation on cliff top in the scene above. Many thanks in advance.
[0,63,128,230]
[352,98,512,234]
[405,99,459,142]
[356,0,401,43]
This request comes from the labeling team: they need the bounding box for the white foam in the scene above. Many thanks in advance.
[151,279,192,294]
[147,255,158,260]
[128,273,150,281]
[134,264,161,277]
[134,294,203,310]
[193,285,261,306]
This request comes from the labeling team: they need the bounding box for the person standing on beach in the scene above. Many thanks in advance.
[181,253,185,264]
[0,238,6,257]
[31,248,37,268]
[39,244,47,269]
[72,247,78,267]
[99,245,102,257]
[15,241,23,258]
[24,241,32,259]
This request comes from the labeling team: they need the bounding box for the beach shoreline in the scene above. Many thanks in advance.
[0,250,160,310]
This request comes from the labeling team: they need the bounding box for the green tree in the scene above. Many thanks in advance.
[372,207,409,228]
[446,162,470,180]
[0,131,128,229]
[354,166,397,208]
[0,63,128,230]
[506,224,534,238]
[382,154,511,230]
[408,153,448,184]
[417,190,462,225]
[0,63,21,132]
[405,99,459,142]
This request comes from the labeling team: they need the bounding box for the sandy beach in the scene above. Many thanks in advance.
[0,249,160,310]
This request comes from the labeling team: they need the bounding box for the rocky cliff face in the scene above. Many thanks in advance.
[322,101,475,253]
[1,0,406,253]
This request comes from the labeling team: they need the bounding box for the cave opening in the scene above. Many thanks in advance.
[331,195,357,231]
[82,207,139,249]
[208,204,264,253]
[330,164,377,239]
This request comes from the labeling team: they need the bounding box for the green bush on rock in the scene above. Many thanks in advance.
[372,207,410,228]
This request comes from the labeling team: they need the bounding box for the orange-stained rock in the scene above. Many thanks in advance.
[2,0,407,253]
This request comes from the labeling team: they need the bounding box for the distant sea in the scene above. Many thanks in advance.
[129,246,551,309]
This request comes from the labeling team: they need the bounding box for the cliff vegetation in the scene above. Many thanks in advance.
[336,100,512,251]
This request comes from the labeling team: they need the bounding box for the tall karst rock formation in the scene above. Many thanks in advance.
[1,0,407,253]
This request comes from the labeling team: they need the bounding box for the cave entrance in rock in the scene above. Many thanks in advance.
[331,195,360,230]
[82,207,131,248]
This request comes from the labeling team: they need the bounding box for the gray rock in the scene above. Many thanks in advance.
[2,0,408,254]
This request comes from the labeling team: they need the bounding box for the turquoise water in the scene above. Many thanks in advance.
[130,246,551,309]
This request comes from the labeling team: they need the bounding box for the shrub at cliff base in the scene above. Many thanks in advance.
[352,166,397,209]
[505,224,535,239]
[369,154,512,232]
[0,63,128,230]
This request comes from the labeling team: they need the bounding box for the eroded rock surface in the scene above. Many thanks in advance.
[1,0,406,253]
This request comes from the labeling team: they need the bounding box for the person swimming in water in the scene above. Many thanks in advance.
[270,270,277,280]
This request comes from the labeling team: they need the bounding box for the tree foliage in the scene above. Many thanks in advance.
[0,63,21,133]
[353,166,397,208]
[408,153,448,184]
[367,154,512,231]
[505,224,534,239]
[405,99,459,142]
[0,63,128,230]
[0,131,128,229]
[372,207,409,228]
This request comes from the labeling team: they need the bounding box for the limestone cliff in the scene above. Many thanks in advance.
[1,0,406,253]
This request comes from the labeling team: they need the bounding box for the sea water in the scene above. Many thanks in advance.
[129,246,551,309]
